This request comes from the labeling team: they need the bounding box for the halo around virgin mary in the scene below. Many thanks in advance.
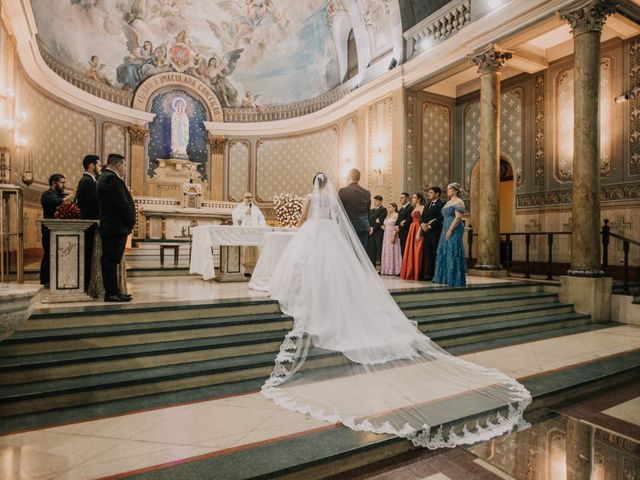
[171,97,189,158]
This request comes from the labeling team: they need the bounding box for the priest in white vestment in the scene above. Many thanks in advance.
[232,192,266,273]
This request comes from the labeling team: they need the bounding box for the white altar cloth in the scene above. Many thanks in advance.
[190,225,294,280]
[248,231,295,292]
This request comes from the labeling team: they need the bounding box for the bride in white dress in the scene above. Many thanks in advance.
[262,173,531,448]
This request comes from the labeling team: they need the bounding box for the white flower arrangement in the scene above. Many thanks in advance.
[273,193,304,227]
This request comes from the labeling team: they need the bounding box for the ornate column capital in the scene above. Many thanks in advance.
[128,125,149,146]
[207,134,227,155]
[559,0,617,36]
[468,44,513,75]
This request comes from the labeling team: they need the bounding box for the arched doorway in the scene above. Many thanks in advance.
[469,157,516,265]
[499,158,514,233]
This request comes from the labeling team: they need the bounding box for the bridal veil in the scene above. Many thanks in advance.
[262,174,531,449]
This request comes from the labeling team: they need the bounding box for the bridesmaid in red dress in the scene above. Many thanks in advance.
[400,192,426,280]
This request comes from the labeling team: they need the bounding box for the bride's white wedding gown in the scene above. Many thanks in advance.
[262,176,531,448]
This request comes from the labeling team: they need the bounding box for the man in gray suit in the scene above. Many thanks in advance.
[338,168,371,250]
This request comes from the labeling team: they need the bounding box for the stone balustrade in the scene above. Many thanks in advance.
[404,0,472,58]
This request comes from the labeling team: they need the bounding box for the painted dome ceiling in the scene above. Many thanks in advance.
[30,0,344,108]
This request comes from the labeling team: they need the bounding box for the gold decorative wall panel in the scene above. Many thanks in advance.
[102,122,126,160]
[555,59,613,182]
[17,75,96,187]
[367,97,393,198]
[629,39,640,177]
[227,140,250,203]
[421,102,450,190]
[463,88,523,188]
[256,128,338,201]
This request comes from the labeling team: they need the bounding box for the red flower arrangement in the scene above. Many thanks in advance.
[54,202,82,219]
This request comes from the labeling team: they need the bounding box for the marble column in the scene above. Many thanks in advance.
[128,125,149,197]
[469,45,512,270]
[208,134,227,201]
[560,1,616,276]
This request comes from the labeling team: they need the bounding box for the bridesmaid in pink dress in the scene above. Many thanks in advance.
[381,202,402,275]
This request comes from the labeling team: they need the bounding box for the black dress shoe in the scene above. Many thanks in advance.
[104,294,132,302]
[121,293,133,299]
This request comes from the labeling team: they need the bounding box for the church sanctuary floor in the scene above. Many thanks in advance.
[1,325,638,479]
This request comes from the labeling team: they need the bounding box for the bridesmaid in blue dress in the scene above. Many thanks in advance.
[433,182,467,287]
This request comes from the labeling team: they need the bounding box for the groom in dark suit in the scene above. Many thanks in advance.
[394,192,413,256]
[97,154,136,302]
[420,186,445,281]
[338,168,371,250]
[76,155,100,289]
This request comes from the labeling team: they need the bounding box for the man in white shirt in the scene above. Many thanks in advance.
[232,192,266,227]
[231,192,265,274]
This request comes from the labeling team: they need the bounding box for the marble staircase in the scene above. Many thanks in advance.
[0,283,626,439]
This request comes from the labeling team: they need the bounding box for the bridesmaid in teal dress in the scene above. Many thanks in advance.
[433,182,467,287]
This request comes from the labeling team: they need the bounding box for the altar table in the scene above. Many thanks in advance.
[189,225,294,281]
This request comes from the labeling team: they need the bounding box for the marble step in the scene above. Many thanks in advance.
[0,304,579,383]
[4,293,561,355]
[414,302,574,331]
[21,283,547,331]
[402,291,559,317]
[0,322,614,434]
[25,298,282,330]
[426,312,591,347]
[0,313,293,355]
[0,313,596,418]
[392,282,545,303]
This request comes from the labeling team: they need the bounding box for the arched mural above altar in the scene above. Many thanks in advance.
[30,0,341,107]
[147,90,208,180]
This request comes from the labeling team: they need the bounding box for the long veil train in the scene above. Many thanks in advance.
[262,174,531,448]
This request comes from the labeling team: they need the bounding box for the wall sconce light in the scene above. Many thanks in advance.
[21,146,33,186]
[372,147,385,187]
[615,94,629,103]
[341,157,353,181]
[372,147,385,175]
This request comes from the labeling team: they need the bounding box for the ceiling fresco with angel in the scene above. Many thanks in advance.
[31,0,341,107]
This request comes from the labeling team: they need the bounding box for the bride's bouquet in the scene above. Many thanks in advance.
[273,192,303,227]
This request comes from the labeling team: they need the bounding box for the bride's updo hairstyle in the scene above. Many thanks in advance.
[313,172,328,189]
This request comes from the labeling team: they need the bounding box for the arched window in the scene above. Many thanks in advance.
[346,29,358,81]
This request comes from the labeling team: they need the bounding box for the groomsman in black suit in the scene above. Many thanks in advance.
[338,168,371,250]
[420,186,445,281]
[394,192,413,256]
[39,174,67,287]
[76,155,100,289]
[367,195,387,268]
[97,154,136,302]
